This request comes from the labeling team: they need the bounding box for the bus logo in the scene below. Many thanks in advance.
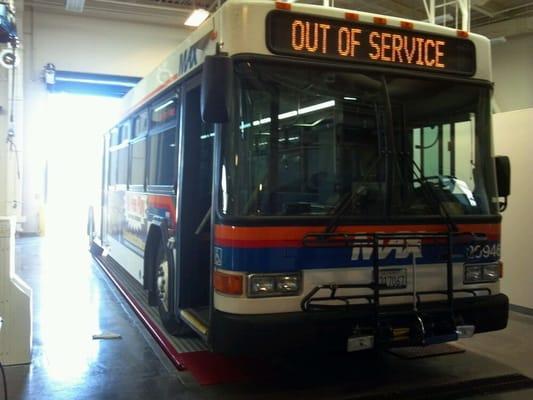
[179,46,198,75]
[351,238,422,261]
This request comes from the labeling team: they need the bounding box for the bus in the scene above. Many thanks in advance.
[91,0,511,354]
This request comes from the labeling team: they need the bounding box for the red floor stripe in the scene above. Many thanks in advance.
[177,351,253,385]
[93,254,266,385]
[94,256,187,371]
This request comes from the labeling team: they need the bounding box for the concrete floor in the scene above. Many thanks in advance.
[3,234,533,399]
[456,311,533,378]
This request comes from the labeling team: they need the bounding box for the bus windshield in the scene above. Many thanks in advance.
[219,61,498,219]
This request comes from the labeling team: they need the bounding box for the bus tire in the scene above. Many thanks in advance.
[148,226,190,336]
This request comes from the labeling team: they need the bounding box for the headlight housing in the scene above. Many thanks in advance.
[464,263,499,284]
[248,273,301,297]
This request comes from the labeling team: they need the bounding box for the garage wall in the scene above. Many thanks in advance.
[26,9,188,78]
[493,108,533,310]
[491,34,533,113]
[21,8,188,233]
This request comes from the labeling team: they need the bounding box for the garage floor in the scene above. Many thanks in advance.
[3,235,533,399]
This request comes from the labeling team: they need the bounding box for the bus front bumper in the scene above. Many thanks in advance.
[208,293,508,355]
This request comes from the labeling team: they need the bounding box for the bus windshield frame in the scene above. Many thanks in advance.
[217,58,499,224]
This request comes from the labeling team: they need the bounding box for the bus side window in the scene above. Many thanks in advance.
[147,129,177,187]
[130,139,146,188]
[130,110,148,190]
[147,97,178,191]
[108,127,119,186]
[117,121,131,186]
[133,110,149,138]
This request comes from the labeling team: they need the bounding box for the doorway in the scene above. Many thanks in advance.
[43,93,120,237]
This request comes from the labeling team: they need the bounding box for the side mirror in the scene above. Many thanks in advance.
[201,55,233,123]
[495,155,511,211]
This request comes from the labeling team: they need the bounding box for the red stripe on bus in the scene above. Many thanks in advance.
[214,223,500,245]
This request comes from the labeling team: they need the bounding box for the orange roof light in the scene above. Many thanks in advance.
[401,21,414,30]
[345,12,359,21]
[457,30,469,38]
[374,16,387,25]
[276,1,291,11]
[214,270,243,296]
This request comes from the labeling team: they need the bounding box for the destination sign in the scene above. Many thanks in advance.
[266,11,476,75]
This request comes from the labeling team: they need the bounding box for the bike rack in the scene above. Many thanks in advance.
[301,231,489,345]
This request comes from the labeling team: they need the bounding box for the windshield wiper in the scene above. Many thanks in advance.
[408,158,458,233]
[324,74,458,235]
[324,183,375,233]
[380,73,458,234]
[324,138,386,234]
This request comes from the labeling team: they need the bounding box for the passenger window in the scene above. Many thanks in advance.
[151,98,177,129]
[117,147,128,185]
[108,149,118,186]
[120,122,131,143]
[130,138,146,187]
[133,110,149,138]
[147,129,177,187]
[109,127,120,146]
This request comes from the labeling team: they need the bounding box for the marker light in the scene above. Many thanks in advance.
[214,270,243,295]
[464,264,499,284]
[345,12,359,21]
[248,273,301,297]
[184,8,209,27]
[276,2,292,11]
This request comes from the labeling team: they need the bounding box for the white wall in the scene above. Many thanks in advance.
[27,10,187,77]
[493,108,533,309]
[491,34,533,113]
[21,8,188,233]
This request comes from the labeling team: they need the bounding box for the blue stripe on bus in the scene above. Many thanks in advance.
[215,243,499,273]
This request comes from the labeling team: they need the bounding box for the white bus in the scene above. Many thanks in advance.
[92,0,511,354]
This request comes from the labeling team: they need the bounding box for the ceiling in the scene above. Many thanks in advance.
[26,0,533,37]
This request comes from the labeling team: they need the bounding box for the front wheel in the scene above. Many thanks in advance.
[154,237,190,336]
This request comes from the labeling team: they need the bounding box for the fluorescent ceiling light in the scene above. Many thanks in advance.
[298,100,335,115]
[65,0,85,12]
[184,8,209,27]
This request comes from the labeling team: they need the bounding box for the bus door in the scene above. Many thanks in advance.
[176,76,214,314]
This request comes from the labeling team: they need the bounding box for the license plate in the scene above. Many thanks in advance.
[379,269,407,289]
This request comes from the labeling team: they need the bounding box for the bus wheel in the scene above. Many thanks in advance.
[154,239,190,336]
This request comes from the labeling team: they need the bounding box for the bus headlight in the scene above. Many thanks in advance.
[248,273,301,297]
[464,263,499,284]
[483,264,499,281]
